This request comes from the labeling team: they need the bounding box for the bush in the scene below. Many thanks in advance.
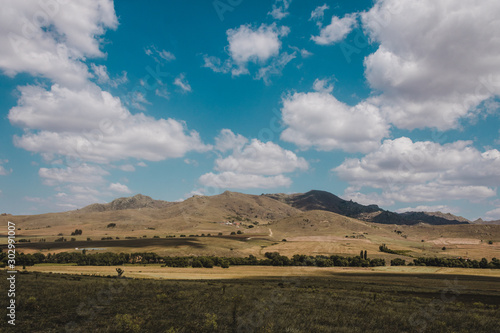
[391,258,406,266]
[237,230,243,234]
[442,246,446,251]
[107,223,116,228]
[488,240,493,245]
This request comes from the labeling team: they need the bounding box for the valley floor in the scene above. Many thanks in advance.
[1,269,499,332]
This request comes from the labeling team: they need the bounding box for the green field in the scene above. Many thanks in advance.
[1,269,499,332]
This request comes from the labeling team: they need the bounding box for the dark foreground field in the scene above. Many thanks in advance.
[1,270,499,333]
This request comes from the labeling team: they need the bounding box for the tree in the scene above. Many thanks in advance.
[391,258,406,266]
[116,268,124,278]
[364,250,367,260]
[360,250,364,258]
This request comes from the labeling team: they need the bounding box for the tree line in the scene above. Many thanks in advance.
[391,256,500,269]
[2,248,498,269]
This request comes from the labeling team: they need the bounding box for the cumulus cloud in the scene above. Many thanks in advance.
[280,91,389,153]
[334,137,500,203]
[199,172,292,189]
[214,129,248,152]
[205,23,292,82]
[312,78,334,93]
[200,130,307,189]
[9,84,210,163]
[0,0,117,87]
[361,0,500,130]
[312,13,357,45]
[268,0,291,20]
[214,139,308,176]
[108,182,132,193]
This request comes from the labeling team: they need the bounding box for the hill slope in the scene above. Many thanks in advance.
[264,190,412,225]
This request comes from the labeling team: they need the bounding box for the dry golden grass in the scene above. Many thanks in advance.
[22,264,500,280]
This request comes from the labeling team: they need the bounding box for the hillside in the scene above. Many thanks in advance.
[1,191,499,260]
[400,211,470,225]
[79,194,172,212]
[265,190,421,225]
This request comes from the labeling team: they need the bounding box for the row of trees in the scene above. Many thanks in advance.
[0,250,384,268]
[3,249,498,269]
[390,257,500,268]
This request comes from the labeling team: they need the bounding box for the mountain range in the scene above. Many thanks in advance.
[79,190,475,226]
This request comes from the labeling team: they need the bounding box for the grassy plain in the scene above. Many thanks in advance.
[1,269,499,332]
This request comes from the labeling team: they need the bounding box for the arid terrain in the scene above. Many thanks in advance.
[1,190,499,261]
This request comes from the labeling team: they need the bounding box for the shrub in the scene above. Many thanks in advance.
[107,223,116,228]
[237,230,243,234]
[391,258,406,266]
[488,240,493,245]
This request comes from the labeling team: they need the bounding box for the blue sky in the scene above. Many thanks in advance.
[1,0,500,220]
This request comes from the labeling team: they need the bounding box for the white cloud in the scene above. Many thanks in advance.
[108,182,131,193]
[173,73,191,93]
[312,13,357,45]
[310,4,329,24]
[268,0,291,20]
[145,45,175,63]
[256,51,296,84]
[484,208,500,221]
[204,23,293,82]
[202,55,232,74]
[200,130,307,189]
[214,139,308,176]
[396,205,459,214]
[215,129,248,152]
[91,64,109,83]
[9,84,209,163]
[334,137,500,203]
[39,164,109,186]
[91,64,128,87]
[0,160,11,176]
[361,0,500,130]
[280,91,389,153]
[312,78,334,93]
[289,46,312,58]
[155,87,169,99]
[199,172,292,189]
[137,162,147,167]
[0,0,117,87]
[230,24,289,76]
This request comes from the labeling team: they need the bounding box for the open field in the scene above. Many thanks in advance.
[20,264,500,280]
[1,269,499,332]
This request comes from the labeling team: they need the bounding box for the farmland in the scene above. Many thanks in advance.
[1,268,499,332]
